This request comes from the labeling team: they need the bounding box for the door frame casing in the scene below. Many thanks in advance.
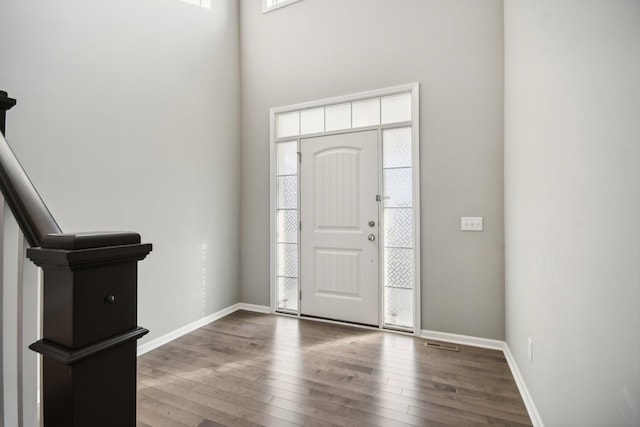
[269,82,421,335]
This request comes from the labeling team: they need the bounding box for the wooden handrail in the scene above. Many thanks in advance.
[0,91,62,247]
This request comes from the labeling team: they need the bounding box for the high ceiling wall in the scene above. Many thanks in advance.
[0,0,242,345]
[239,0,506,339]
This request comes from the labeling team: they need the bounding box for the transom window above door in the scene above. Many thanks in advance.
[275,92,413,138]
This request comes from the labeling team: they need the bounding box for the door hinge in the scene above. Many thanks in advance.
[297,151,301,162]
[299,289,302,300]
[376,195,390,202]
[299,221,302,231]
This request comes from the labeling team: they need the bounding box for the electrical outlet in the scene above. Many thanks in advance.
[528,338,533,362]
[461,217,483,231]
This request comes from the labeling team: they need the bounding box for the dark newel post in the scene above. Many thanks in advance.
[0,90,17,135]
[27,233,152,427]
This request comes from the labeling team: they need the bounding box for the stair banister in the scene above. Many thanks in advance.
[0,89,151,427]
[0,92,61,248]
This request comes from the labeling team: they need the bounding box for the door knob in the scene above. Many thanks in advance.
[368,234,376,241]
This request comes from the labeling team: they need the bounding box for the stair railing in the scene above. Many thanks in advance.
[0,90,152,427]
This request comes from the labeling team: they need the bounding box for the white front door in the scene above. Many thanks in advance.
[300,130,379,326]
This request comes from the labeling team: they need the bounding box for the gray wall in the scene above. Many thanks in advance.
[504,1,640,425]
[240,0,506,339]
[0,0,241,344]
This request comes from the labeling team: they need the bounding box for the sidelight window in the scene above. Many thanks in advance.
[275,140,299,312]
[382,127,414,329]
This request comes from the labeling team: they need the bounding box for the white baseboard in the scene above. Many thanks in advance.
[503,343,544,427]
[137,303,241,356]
[136,302,272,356]
[420,329,543,427]
[236,303,271,313]
[420,329,505,351]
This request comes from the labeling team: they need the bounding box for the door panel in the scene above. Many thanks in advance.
[300,130,379,326]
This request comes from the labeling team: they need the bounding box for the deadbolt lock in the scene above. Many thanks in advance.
[368,220,375,227]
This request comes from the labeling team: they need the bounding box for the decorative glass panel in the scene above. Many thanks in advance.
[277,176,297,209]
[381,93,412,124]
[383,128,412,168]
[276,111,299,138]
[277,141,297,176]
[275,115,299,313]
[325,103,351,131]
[277,277,298,311]
[384,208,413,248]
[276,209,298,243]
[382,125,414,327]
[277,243,298,277]
[352,98,380,128]
[384,248,413,289]
[384,287,413,328]
[301,108,324,135]
[383,168,412,208]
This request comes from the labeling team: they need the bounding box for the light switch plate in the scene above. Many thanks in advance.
[461,217,483,231]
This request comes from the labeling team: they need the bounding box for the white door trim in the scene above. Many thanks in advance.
[269,82,421,335]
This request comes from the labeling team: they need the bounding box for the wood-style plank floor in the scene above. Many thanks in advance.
[136,310,532,426]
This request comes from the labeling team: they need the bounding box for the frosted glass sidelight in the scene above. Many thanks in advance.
[277,111,300,138]
[384,247,413,289]
[277,277,298,311]
[277,176,297,209]
[383,168,412,208]
[277,243,298,277]
[352,98,380,128]
[381,93,412,124]
[276,209,298,243]
[383,127,412,168]
[301,108,325,135]
[384,287,413,328]
[325,103,352,131]
[277,141,298,176]
[384,208,413,248]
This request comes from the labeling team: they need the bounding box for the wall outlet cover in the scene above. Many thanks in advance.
[461,217,483,231]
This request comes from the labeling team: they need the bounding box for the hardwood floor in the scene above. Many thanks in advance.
[136,311,532,426]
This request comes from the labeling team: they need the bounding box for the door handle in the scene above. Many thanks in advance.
[368,234,376,241]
